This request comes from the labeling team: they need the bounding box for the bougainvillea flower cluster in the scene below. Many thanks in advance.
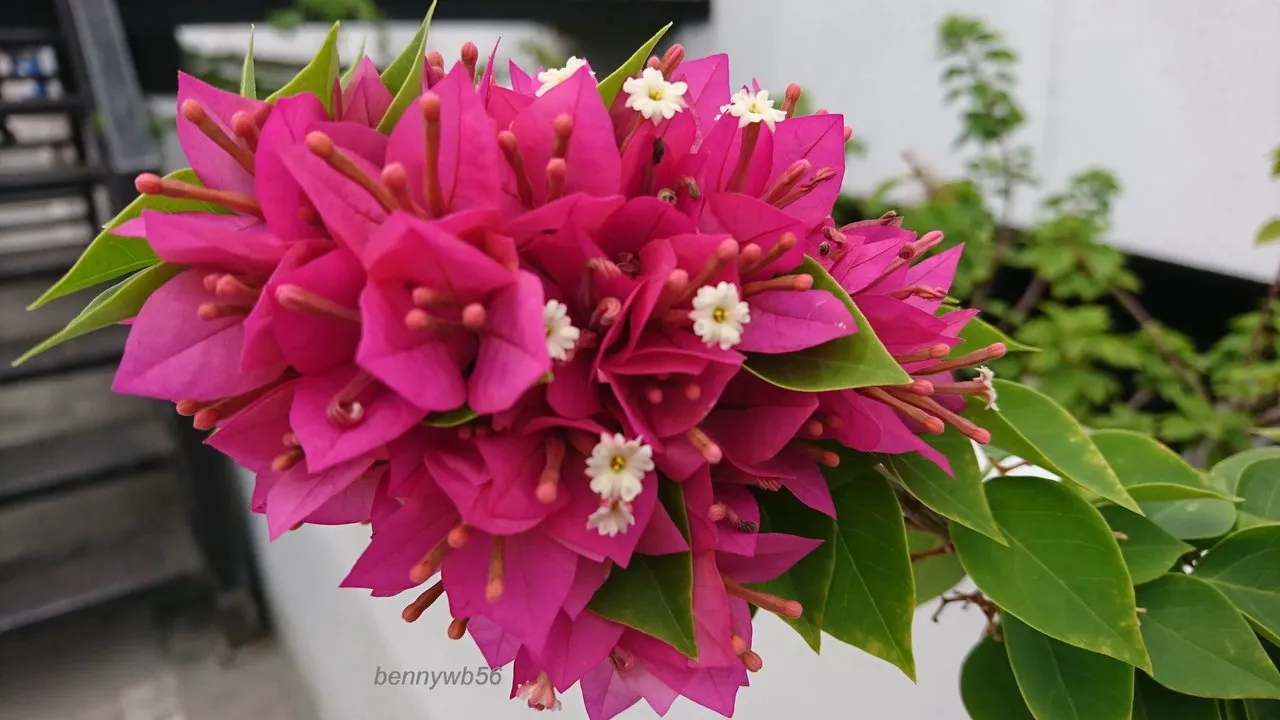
[41,24,1009,719]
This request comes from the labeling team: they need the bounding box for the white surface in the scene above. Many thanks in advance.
[239,465,986,720]
[680,0,1280,281]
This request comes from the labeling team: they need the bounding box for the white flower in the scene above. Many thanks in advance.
[535,56,593,97]
[543,300,580,361]
[689,282,751,350]
[622,67,688,124]
[586,433,653,501]
[516,675,562,711]
[976,366,999,410]
[719,89,788,131]
[587,499,636,537]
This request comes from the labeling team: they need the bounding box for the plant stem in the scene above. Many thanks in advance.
[1008,274,1048,325]
[1108,286,1209,404]
[910,544,955,562]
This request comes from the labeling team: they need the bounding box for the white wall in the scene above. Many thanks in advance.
[679,0,1280,282]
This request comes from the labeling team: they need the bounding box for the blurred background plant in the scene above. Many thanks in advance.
[846,14,1280,464]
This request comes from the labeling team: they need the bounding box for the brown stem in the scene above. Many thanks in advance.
[933,590,1001,640]
[1109,286,1209,403]
[1007,275,1048,326]
[910,543,955,562]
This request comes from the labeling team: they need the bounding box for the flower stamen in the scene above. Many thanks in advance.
[401,580,444,623]
[179,99,255,175]
[275,284,362,323]
[135,173,263,218]
[305,131,399,213]
[420,93,447,217]
[486,536,505,602]
[722,574,803,618]
[497,131,535,208]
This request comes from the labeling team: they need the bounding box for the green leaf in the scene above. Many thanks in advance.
[967,380,1141,513]
[657,477,690,542]
[1247,700,1280,719]
[1092,429,1232,501]
[423,405,477,427]
[745,257,909,392]
[881,427,1004,543]
[29,168,228,309]
[750,488,836,652]
[1257,218,1280,246]
[376,2,435,133]
[1139,499,1238,541]
[1099,506,1194,586]
[1133,672,1223,720]
[596,23,672,106]
[1236,458,1280,528]
[1194,525,1280,646]
[952,476,1150,670]
[1213,448,1280,495]
[380,7,430,91]
[340,35,368,88]
[1003,614,1134,720]
[240,25,256,98]
[588,552,697,658]
[949,310,1039,353]
[267,22,342,113]
[961,634,1037,720]
[1135,574,1280,699]
[907,530,965,602]
[14,263,180,366]
[822,469,916,680]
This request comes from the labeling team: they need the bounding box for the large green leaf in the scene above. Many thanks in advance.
[952,476,1150,670]
[1236,458,1280,529]
[750,488,836,652]
[1135,574,1280,699]
[1139,498,1238,541]
[29,168,226,309]
[1004,614,1133,720]
[267,22,341,113]
[967,381,1140,513]
[1098,506,1194,586]
[1093,429,1233,502]
[1213,448,1280,495]
[1194,525,1280,646]
[240,25,256,98]
[14,263,180,366]
[745,257,909,392]
[376,2,435,133]
[588,551,697,658]
[882,428,1004,543]
[1247,700,1280,719]
[952,311,1039,354]
[596,23,672,106]
[907,530,965,602]
[961,634,1037,720]
[822,470,916,680]
[1133,672,1223,720]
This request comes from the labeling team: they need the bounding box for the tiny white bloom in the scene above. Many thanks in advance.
[587,499,636,537]
[543,300,580,361]
[622,67,688,124]
[516,679,563,711]
[586,432,654,502]
[535,56,593,97]
[689,282,751,350]
[976,366,999,411]
[719,89,788,131]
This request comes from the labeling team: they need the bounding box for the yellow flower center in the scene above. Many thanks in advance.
[610,455,627,473]
[649,88,665,101]
[712,307,728,323]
